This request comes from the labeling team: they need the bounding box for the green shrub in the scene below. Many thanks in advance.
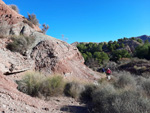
[111,49,131,62]
[137,38,143,43]
[64,82,85,99]
[17,71,43,96]
[40,76,64,98]
[17,71,65,98]
[9,4,19,13]
[135,43,150,60]
[7,35,35,55]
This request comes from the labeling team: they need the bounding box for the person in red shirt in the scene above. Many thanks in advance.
[106,68,112,80]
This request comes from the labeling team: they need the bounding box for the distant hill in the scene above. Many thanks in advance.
[135,35,150,42]
[72,35,150,72]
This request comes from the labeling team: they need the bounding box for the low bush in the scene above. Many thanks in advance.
[111,91,150,113]
[17,71,43,97]
[27,13,39,26]
[7,35,35,55]
[80,84,98,103]
[17,71,65,99]
[40,76,64,98]
[92,88,150,113]
[114,73,136,89]
[64,82,85,99]
[135,76,146,86]
[42,24,49,34]
[92,84,116,113]
[141,79,150,97]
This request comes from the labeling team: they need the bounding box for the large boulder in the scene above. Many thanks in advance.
[31,35,100,81]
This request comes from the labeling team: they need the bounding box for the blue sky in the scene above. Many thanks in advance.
[3,0,150,43]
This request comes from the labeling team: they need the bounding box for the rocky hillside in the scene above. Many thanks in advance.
[0,0,101,81]
[136,35,150,42]
[72,37,142,54]
[72,35,149,73]
[0,0,102,112]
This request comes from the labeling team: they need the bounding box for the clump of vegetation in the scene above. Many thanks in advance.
[91,84,117,113]
[7,35,35,55]
[17,71,65,99]
[80,84,97,103]
[135,42,150,60]
[17,70,150,112]
[9,4,19,13]
[26,14,49,34]
[141,79,150,97]
[137,38,143,43]
[114,73,136,89]
[111,49,131,62]
[64,82,85,99]
[40,75,64,98]
[77,37,146,72]
[27,13,39,26]
[89,75,150,113]
[76,40,134,71]
[77,43,109,67]
[17,71,43,97]
[42,24,49,34]
[62,71,150,113]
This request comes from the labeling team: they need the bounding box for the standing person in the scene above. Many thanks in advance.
[106,68,112,80]
[102,68,105,73]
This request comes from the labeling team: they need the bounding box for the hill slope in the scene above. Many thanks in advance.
[136,35,150,42]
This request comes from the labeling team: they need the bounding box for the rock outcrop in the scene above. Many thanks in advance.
[0,38,34,74]
[0,0,100,81]
[0,0,41,37]
[31,37,100,81]
[136,35,150,42]
[121,40,141,53]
